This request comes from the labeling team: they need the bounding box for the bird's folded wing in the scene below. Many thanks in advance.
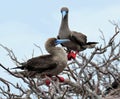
[70,31,87,45]
[25,55,57,73]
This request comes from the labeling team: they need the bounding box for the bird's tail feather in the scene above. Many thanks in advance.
[86,42,98,48]
[11,66,24,70]
[87,42,98,44]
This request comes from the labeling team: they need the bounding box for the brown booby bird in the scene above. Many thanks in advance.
[12,38,69,85]
[58,7,98,60]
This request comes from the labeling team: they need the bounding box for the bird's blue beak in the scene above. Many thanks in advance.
[62,11,67,18]
[55,39,70,45]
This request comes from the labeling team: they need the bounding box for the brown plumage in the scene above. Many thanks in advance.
[58,7,98,52]
[12,38,68,77]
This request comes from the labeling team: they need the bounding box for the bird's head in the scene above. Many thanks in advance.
[61,7,69,19]
[45,37,70,54]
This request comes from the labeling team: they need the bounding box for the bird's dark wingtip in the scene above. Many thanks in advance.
[87,42,99,44]
[57,36,60,39]
[11,66,24,70]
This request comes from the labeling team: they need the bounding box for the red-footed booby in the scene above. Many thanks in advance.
[12,38,69,85]
[58,7,98,60]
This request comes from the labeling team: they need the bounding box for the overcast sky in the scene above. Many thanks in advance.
[0,0,120,85]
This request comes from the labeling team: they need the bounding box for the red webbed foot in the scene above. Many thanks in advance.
[67,51,78,60]
[45,79,51,86]
[45,75,65,86]
[45,75,52,86]
[56,75,65,82]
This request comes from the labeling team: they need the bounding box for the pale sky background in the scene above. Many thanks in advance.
[0,0,120,91]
